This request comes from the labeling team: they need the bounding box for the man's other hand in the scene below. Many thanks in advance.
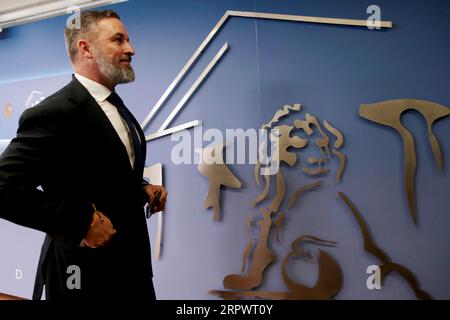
[143,184,167,213]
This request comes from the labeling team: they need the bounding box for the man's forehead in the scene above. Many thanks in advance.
[97,18,128,37]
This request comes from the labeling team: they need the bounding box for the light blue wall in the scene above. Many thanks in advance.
[0,0,449,299]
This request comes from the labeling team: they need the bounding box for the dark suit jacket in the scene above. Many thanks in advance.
[0,77,154,300]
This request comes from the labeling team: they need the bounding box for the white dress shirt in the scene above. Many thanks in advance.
[74,73,136,169]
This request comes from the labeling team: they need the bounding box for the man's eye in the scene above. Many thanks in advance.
[115,38,123,44]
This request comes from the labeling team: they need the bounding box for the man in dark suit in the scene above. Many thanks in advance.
[0,10,167,300]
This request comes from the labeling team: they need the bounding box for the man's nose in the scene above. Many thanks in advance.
[125,41,135,56]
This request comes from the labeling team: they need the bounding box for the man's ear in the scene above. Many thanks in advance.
[77,39,93,59]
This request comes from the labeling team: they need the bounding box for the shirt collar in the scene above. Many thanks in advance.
[74,73,112,103]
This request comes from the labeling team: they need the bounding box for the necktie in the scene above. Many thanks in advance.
[106,92,144,174]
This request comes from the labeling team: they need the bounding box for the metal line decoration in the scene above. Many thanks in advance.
[145,43,229,141]
[142,11,392,140]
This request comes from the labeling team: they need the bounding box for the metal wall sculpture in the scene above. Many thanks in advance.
[197,144,242,221]
[207,101,439,300]
[359,99,450,225]
[209,104,346,299]
[338,191,432,299]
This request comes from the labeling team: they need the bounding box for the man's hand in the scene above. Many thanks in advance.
[143,184,167,213]
[80,211,116,248]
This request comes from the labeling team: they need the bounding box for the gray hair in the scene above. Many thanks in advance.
[64,10,120,62]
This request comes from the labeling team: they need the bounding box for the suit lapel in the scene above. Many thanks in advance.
[67,77,136,176]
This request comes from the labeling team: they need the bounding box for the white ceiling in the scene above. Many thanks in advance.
[0,0,126,29]
[0,0,57,14]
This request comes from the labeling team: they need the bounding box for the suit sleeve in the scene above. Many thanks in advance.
[0,106,93,244]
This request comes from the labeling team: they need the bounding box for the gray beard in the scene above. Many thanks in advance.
[94,48,135,84]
